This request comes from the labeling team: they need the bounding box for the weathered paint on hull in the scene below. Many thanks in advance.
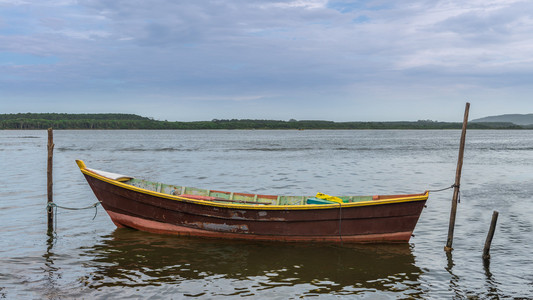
[83,173,426,243]
[106,210,414,242]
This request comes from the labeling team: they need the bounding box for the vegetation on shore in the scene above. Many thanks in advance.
[0,113,526,130]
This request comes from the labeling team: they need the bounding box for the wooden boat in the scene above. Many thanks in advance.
[76,160,429,243]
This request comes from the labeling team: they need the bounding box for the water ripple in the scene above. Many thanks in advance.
[1,129,532,298]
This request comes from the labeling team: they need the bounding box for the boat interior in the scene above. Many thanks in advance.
[124,178,410,206]
[80,163,426,206]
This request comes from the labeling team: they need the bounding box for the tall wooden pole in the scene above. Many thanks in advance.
[445,102,470,252]
[47,128,54,233]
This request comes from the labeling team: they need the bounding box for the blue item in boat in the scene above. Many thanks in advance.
[306,197,339,205]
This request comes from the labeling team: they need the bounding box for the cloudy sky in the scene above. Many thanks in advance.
[1,0,532,121]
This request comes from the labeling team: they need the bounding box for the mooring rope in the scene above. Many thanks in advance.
[46,201,101,223]
[428,184,461,203]
[428,184,455,193]
[47,201,100,211]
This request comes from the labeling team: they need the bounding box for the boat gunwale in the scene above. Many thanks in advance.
[77,160,429,211]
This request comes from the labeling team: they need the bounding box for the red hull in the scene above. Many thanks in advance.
[106,210,414,242]
[81,166,428,243]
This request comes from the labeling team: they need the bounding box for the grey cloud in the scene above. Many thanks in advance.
[432,2,533,43]
[1,0,532,121]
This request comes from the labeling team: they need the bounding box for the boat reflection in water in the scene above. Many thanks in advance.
[79,229,425,297]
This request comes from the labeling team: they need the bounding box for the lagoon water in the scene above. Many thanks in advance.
[1,129,532,299]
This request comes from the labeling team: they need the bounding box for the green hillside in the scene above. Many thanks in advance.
[471,114,533,126]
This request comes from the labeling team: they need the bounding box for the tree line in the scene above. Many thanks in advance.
[0,113,525,130]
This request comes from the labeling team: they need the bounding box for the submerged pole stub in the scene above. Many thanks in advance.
[483,211,499,260]
[445,102,470,252]
[47,128,54,234]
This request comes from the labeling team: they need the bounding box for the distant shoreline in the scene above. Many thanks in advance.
[0,113,528,130]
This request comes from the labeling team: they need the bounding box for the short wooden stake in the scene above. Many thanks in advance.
[445,102,470,252]
[483,211,499,260]
[47,128,54,233]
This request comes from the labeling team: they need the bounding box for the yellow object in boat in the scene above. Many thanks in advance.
[315,192,343,204]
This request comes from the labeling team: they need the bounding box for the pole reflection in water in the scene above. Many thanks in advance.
[444,251,465,299]
[77,229,425,297]
[43,234,61,299]
[483,259,501,298]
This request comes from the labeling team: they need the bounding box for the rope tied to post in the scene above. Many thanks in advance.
[47,201,100,211]
[428,184,461,203]
[428,184,454,193]
[46,201,101,222]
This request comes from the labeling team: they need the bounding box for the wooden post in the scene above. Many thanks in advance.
[47,128,54,233]
[483,211,499,260]
[445,102,470,252]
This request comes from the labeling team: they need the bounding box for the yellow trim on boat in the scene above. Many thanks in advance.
[76,160,429,211]
[76,160,87,169]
